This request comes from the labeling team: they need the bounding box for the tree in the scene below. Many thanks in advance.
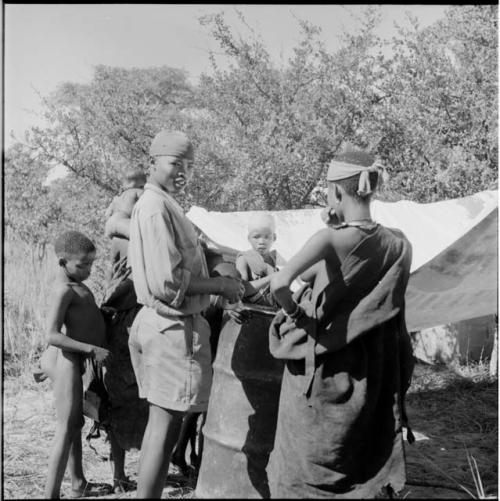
[196,8,388,210]
[23,65,195,195]
[364,5,498,202]
[4,143,61,258]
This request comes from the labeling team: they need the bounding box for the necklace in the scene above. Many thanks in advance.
[345,218,373,224]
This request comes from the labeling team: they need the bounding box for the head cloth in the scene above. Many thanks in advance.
[327,142,388,196]
[150,130,194,160]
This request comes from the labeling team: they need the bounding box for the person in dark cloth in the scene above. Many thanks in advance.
[268,142,415,498]
[99,166,151,493]
[235,213,279,308]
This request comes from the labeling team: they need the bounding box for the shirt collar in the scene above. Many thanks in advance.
[145,182,173,200]
[144,182,183,210]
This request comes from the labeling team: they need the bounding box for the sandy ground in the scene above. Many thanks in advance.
[3,363,497,499]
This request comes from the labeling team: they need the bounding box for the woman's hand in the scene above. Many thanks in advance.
[219,277,245,303]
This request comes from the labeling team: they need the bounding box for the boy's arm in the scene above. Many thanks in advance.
[270,228,337,313]
[46,285,103,358]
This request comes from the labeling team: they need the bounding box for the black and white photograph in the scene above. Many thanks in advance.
[3,4,498,499]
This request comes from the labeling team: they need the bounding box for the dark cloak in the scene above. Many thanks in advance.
[101,255,148,450]
[268,224,415,498]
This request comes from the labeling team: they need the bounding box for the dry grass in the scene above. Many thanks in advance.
[402,362,498,499]
[4,235,108,381]
[2,377,196,499]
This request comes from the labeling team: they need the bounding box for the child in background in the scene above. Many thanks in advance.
[235,214,279,308]
[104,168,147,265]
[104,167,147,226]
[37,231,112,499]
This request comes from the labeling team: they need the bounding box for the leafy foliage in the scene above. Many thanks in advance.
[367,5,498,201]
[196,8,387,209]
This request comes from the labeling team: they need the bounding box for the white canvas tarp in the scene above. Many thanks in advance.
[186,190,498,331]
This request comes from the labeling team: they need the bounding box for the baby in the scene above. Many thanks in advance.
[235,214,279,308]
[104,167,146,265]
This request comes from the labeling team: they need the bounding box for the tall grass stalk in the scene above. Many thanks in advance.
[4,236,57,377]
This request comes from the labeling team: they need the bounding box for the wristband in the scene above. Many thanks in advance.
[283,302,304,321]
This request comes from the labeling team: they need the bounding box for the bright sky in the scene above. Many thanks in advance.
[4,4,449,148]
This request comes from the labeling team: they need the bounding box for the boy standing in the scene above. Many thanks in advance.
[268,143,415,497]
[235,213,278,307]
[38,231,111,499]
[128,130,244,498]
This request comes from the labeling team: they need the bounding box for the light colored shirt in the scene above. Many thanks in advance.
[129,183,210,316]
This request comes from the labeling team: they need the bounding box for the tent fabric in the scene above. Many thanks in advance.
[186,190,498,330]
[405,207,498,331]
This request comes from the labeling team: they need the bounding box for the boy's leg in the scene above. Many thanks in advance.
[137,404,184,499]
[44,351,85,499]
[67,432,86,491]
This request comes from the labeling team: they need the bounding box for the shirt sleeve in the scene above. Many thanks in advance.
[140,210,192,308]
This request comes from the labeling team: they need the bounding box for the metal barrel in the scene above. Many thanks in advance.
[195,312,284,498]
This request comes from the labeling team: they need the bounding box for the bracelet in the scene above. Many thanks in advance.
[283,302,303,321]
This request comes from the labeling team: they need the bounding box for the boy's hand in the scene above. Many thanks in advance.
[90,346,111,363]
[220,277,245,303]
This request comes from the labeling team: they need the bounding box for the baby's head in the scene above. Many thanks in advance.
[54,231,96,282]
[247,214,276,257]
[124,167,147,190]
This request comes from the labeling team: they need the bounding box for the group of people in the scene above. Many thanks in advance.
[35,129,415,499]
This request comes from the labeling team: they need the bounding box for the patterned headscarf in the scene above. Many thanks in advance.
[327,142,388,196]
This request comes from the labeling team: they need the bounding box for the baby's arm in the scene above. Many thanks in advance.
[235,255,250,281]
[236,255,275,297]
[46,285,110,362]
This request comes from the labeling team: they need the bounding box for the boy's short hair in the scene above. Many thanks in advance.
[54,231,96,258]
[333,172,379,200]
